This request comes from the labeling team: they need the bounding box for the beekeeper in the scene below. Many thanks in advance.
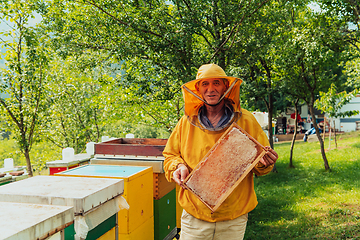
[163,64,278,239]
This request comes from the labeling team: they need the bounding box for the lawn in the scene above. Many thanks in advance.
[246,131,360,239]
[2,131,360,239]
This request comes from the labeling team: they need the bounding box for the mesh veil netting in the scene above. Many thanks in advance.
[181,77,243,132]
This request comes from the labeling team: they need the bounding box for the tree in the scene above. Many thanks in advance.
[226,1,311,173]
[317,0,360,35]
[230,1,309,151]
[278,6,352,171]
[117,59,184,131]
[0,1,50,176]
[44,52,121,152]
[40,0,272,131]
[314,83,359,149]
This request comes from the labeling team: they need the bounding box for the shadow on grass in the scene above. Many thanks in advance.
[245,152,360,239]
[350,142,360,148]
[245,160,308,239]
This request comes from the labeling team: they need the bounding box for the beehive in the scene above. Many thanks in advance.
[154,189,177,240]
[0,176,124,240]
[56,164,153,239]
[0,202,74,240]
[184,123,266,212]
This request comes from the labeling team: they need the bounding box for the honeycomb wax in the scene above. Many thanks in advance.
[185,127,259,206]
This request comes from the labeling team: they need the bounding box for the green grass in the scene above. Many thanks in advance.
[2,132,360,238]
[246,131,360,239]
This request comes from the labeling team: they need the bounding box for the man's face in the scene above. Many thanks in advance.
[198,78,227,105]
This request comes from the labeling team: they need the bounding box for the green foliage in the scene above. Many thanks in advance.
[26,139,60,173]
[344,55,360,89]
[279,9,349,103]
[315,83,359,118]
[317,0,360,27]
[0,0,52,176]
[246,132,360,239]
[40,0,274,131]
[44,52,121,153]
[0,138,22,168]
[0,137,60,173]
[274,3,354,169]
[101,120,170,139]
[128,124,170,139]
[36,0,357,137]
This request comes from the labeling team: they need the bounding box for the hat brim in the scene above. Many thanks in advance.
[182,76,240,94]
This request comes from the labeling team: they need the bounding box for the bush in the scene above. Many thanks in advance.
[0,138,61,173]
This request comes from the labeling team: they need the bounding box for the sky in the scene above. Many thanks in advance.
[0,12,42,35]
[308,2,321,13]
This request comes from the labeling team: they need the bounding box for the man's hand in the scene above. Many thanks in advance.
[260,146,278,166]
[173,163,189,188]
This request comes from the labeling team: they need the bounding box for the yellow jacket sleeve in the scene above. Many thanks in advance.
[163,118,186,182]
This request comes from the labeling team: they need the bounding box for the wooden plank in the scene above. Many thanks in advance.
[98,138,167,145]
[95,138,167,157]
[95,144,165,157]
[183,123,267,213]
[153,173,176,200]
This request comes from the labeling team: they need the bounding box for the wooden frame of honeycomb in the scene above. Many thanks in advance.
[183,122,267,212]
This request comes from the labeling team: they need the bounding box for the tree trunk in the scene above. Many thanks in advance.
[268,99,278,173]
[328,117,332,150]
[322,116,326,144]
[289,99,299,168]
[259,58,277,173]
[334,120,338,148]
[309,103,330,170]
[268,92,277,173]
[268,99,274,149]
[24,147,33,177]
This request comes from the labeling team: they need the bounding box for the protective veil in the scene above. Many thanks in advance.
[182,64,242,131]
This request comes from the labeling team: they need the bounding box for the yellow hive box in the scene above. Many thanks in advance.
[120,216,154,240]
[119,166,153,234]
[97,227,116,240]
[56,164,153,237]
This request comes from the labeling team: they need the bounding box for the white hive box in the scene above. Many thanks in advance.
[91,156,165,173]
[184,123,267,212]
[0,176,124,233]
[46,153,91,168]
[0,202,74,240]
[46,153,91,175]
